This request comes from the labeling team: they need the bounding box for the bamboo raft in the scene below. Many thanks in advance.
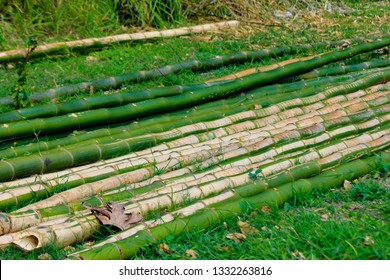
[0,34,389,260]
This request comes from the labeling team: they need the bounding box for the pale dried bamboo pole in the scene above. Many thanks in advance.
[2,92,386,212]
[69,191,238,255]
[1,91,388,212]
[23,136,390,253]
[1,83,387,192]
[5,127,389,244]
[0,21,240,64]
[1,85,386,208]
[0,217,69,249]
[12,214,99,251]
[10,115,390,230]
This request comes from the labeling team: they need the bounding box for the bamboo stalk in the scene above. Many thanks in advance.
[8,140,390,250]
[0,36,371,106]
[7,114,389,223]
[1,38,389,141]
[0,87,387,209]
[0,71,370,160]
[0,69,388,186]
[0,82,228,124]
[64,150,390,259]
[0,21,240,65]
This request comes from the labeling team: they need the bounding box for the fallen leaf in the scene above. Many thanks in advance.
[343,180,352,190]
[158,243,170,254]
[86,55,98,61]
[321,214,329,221]
[226,232,246,243]
[273,225,280,230]
[261,226,269,232]
[83,201,143,231]
[292,250,306,260]
[261,206,272,213]
[215,245,230,252]
[364,236,375,246]
[238,221,259,235]
[38,253,52,260]
[83,240,95,247]
[185,249,198,259]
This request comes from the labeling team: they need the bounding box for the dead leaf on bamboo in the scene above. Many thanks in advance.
[83,202,143,231]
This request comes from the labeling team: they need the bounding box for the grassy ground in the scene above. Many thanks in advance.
[0,0,389,260]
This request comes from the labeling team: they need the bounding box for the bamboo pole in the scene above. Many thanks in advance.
[1,38,389,141]
[0,87,388,209]
[8,141,390,251]
[0,72,370,160]
[0,70,388,185]
[62,150,388,259]
[0,21,240,65]
[0,36,371,106]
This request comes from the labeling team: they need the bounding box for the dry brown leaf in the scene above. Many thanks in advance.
[261,206,272,213]
[158,243,171,254]
[364,236,375,246]
[86,55,98,61]
[238,221,259,235]
[215,245,230,252]
[84,202,143,231]
[321,214,329,221]
[343,180,352,190]
[185,249,198,259]
[226,232,246,243]
[292,250,306,260]
[38,253,52,260]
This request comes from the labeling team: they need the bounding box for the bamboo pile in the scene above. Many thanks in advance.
[0,35,389,260]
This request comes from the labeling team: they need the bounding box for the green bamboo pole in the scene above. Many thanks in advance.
[4,56,380,124]
[0,82,230,124]
[0,21,240,65]
[0,69,388,184]
[1,38,389,141]
[66,150,390,259]
[0,85,388,200]
[0,85,387,201]
[6,139,390,249]
[68,144,390,256]
[0,87,389,195]
[6,111,389,216]
[296,59,390,79]
[0,71,371,159]
[0,36,372,107]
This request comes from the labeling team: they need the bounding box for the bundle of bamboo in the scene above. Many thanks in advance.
[0,35,389,259]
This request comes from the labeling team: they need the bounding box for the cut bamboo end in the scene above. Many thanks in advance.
[12,230,49,251]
